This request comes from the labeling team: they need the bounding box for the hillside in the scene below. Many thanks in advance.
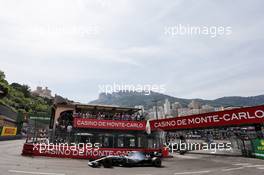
[0,70,52,113]
[89,91,264,109]
[1,68,263,112]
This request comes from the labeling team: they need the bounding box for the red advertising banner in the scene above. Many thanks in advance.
[74,118,146,131]
[150,105,264,131]
[23,143,160,159]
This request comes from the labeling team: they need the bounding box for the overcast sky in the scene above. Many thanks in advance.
[0,0,263,103]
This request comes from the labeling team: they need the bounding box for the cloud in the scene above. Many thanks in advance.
[0,0,263,102]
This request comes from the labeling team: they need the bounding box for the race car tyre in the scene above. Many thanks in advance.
[102,158,113,168]
[152,158,162,167]
[179,150,187,155]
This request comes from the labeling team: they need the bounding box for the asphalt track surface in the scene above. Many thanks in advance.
[0,140,264,175]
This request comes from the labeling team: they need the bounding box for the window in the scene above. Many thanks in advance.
[103,137,109,147]
[129,137,136,147]
[148,138,154,148]
[138,137,142,148]
[118,136,124,147]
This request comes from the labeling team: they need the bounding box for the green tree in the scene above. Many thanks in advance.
[0,70,52,113]
[0,70,5,80]
[11,83,31,98]
[0,82,9,98]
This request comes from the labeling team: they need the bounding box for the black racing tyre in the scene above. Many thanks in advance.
[152,158,162,167]
[102,158,112,168]
[179,150,187,155]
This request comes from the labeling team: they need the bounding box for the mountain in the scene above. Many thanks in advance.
[212,95,264,107]
[89,91,264,109]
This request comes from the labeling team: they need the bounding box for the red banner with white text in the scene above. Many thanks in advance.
[23,143,160,159]
[150,105,264,131]
[74,118,146,131]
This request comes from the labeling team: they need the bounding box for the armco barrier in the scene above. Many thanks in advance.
[0,135,22,141]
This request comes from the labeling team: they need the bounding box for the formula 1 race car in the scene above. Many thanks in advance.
[88,151,162,168]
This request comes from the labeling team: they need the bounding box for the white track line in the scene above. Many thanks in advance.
[257,167,264,170]
[176,155,199,159]
[174,170,211,175]
[221,167,245,172]
[232,163,251,166]
[244,165,264,168]
[8,170,65,175]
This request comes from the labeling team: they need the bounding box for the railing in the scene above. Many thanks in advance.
[73,113,145,121]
